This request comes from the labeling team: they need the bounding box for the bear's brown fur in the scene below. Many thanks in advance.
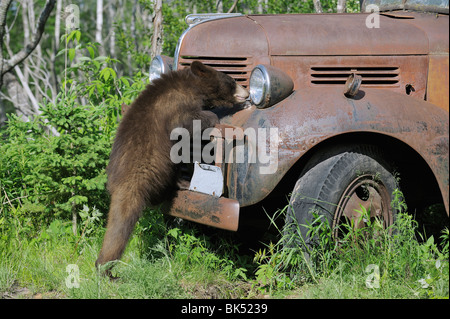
[95,61,248,274]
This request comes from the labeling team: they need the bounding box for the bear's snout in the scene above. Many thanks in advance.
[234,84,249,103]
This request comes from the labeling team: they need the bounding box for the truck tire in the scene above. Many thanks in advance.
[286,144,400,246]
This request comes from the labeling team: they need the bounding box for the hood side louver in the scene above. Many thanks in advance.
[310,66,400,87]
[179,56,252,88]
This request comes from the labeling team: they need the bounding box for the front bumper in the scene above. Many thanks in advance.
[162,190,240,231]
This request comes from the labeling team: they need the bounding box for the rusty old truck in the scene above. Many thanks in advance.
[150,0,449,243]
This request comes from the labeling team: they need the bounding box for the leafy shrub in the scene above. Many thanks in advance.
[0,32,147,234]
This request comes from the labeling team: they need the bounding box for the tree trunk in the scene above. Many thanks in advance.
[0,0,13,88]
[2,72,33,121]
[150,0,163,61]
[257,0,263,14]
[54,0,61,49]
[120,5,132,75]
[216,0,223,13]
[50,0,62,91]
[3,23,41,117]
[227,0,239,13]
[107,0,116,57]
[131,0,138,53]
[0,99,6,124]
[22,0,30,82]
[337,0,347,13]
[72,191,77,235]
[26,1,44,101]
[313,0,323,13]
[96,0,103,45]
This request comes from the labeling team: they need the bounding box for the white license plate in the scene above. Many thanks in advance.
[189,162,223,197]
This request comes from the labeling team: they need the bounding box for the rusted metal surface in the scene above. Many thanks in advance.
[163,190,239,231]
[398,12,449,111]
[248,14,429,56]
[165,10,449,229]
[400,12,449,55]
[221,86,449,214]
[176,13,448,107]
[274,55,429,101]
[333,174,393,236]
[427,55,449,112]
[178,16,268,58]
[176,16,269,89]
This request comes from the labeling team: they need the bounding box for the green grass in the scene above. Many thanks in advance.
[252,191,449,299]
[0,210,253,299]
[0,192,448,299]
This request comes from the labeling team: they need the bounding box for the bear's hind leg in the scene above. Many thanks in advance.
[95,187,145,276]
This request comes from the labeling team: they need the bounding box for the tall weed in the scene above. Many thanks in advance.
[253,189,449,298]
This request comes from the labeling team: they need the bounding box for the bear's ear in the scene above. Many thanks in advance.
[191,61,213,78]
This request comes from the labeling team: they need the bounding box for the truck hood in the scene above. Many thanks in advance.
[178,13,432,59]
[178,15,268,60]
[247,13,429,56]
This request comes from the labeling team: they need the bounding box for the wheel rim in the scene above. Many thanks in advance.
[333,174,393,238]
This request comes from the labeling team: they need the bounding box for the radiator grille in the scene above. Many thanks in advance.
[310,66,400,87]
[179,56,252,88]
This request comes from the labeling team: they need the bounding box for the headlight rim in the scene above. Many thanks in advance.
[149,55,174,82]
[249,65,271,109]
[249,64,294,109]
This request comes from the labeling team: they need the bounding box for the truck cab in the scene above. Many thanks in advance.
[151,0,449,240]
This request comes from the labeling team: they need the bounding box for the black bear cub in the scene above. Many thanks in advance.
[96,61,249,275]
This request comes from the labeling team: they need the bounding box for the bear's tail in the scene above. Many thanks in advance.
[95,182,146,273]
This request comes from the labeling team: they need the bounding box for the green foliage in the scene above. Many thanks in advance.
[164,225,250,282]
[0,32,147,233]
[0,93,110,223]
[74,205,103,255]
[416,229,449,298]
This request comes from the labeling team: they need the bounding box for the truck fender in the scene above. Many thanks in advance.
[229,87,449,214]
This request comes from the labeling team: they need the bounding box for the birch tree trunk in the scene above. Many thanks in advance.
[337,0,347,13]
[313,0,323,13]
[96,0,103,45]
[107,0,116,57]
[22,0,30,82]
[150,0,163,61]
[0,0,13,88]
[257,0,263,14]
[227,0,239,13]
[26,1,45,101]
[51,0,62,92]
[3,72,34,121]
[131,0,138,53]
[216,0,223,13]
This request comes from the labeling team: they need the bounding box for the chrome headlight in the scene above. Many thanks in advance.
[249,67,268,106]
[149,55,174,82]
[249,65,294,109]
